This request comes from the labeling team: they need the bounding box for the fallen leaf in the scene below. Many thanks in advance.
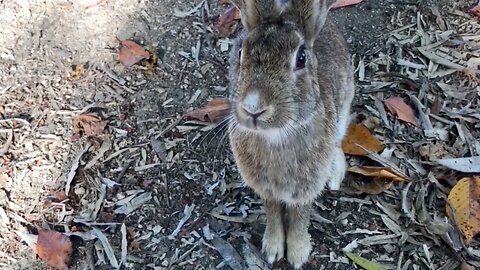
[345,252,386,270]
[469,5,480,18]
[342,123,383,156]
[348,177,393,195]
[435,156,480,173]
[348,166,409,182]
[383,96,419,127]
[184,98,231,123]
[447,176,480,245]
[331,0,364,9]
[36,228,73,270]
[119,40,150,68]
[214,5,241,38]
[67,63,85,81]
[459,261,474,270]
[73,112,107,136]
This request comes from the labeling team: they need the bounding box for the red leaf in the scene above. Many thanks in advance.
[214,5,241,38]
[36,228,73,270]
[469,5,480,18]
[184,98,231,123]
[119,40,150,67]
[331,0,364,9]
[383,96,419,127]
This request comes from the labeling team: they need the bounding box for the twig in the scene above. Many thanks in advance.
[153,116,183,139]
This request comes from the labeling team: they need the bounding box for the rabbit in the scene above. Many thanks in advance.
[226,0,355,269]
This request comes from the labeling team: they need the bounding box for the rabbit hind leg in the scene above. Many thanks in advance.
[327,147,347,190]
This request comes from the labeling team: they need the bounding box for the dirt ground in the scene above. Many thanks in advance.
[1,0,479,269]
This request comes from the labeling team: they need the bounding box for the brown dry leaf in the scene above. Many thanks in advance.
[383,96,419,127]
[447,176,480,245]
[459,261,474,270]
[119,40,150,68]
[331,0,364,9]
[73,112,107,136]
[341,123,383,156]
[348,177,393,195]
[184,98,231,123]
[214,5,241,38]
[347,165,408,194]
[67,63,85,81]
[469,5,480,18]
[36,228,73,270]
[348,166,409,182]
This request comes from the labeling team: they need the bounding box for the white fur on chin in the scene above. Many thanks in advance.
[235,121,296,146]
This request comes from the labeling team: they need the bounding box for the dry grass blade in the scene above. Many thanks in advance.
[65,142,92,195]
[92,227,119,268]
[211,236,246,270]
[114,192,152,215]
[120,223,127,267]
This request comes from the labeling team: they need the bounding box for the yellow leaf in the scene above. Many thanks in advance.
[447,176,480,245]
[345,252,386,270]
[342,124,384,156]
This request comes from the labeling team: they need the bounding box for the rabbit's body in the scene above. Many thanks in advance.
[227,0,354,268]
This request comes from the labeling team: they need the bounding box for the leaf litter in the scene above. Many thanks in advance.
[2,0,480,270]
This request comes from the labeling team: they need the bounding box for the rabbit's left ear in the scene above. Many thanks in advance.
[229,0,284,31]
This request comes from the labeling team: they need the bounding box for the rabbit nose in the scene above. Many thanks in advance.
[241,107,266,127]
[240,92,266,126]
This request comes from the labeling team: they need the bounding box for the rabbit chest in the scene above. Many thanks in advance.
[229,131,336,205]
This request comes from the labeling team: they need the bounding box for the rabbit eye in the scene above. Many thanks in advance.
[295,45,306,70]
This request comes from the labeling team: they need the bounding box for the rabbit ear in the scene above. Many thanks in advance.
[293,0,336,45]
[229,0,284,31]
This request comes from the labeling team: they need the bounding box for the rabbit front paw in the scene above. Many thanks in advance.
[286,233,312,269]
[262,229,285,264]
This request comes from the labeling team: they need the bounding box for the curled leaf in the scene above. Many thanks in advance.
[119,40,150,67]
[342,123,383,156]
[383,96,419,127]
[447,176,480,245]
[348,166,409,182]
[184,98,231,123]
[347,166,409,195]
[36,228,73,270]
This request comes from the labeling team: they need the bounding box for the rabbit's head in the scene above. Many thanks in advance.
[228,0,337,142]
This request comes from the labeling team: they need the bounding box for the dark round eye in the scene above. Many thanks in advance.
[296,45,306,70]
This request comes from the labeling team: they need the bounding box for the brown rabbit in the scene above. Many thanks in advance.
[226,0,354,268]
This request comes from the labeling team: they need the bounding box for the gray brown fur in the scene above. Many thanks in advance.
[226,0,354,268]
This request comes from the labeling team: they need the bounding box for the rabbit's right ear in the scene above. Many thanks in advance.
[294,0,336,46]
[229,0,261,31]
[229,0,282,31]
